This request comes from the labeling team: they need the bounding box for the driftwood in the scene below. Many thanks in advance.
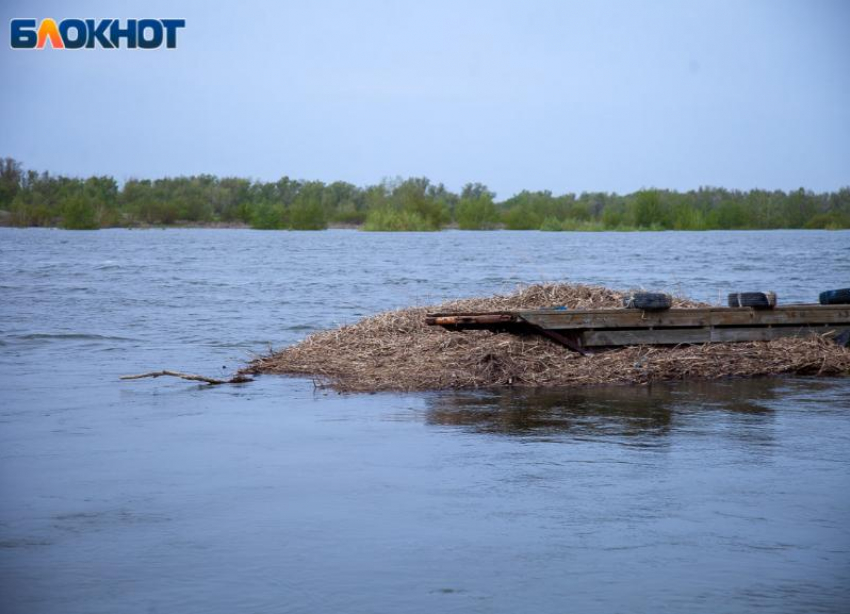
[120,370,252,385]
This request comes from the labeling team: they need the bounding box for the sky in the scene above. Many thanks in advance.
[1,0,848,198]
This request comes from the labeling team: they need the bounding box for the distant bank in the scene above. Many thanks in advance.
[1,157,848,231]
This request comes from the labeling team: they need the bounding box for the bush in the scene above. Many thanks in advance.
[559,218,608,231]
[456,194,498,229]
[600,204,624,228]
[363,207,436,231]
[249,202,286,229]
[61,197,98,230]
[539,216,563,231]
[9,197,53,226]
[540,217,610,231]
[289,197,327,230]
[502,205,543,230]
[804,212,850,229]
[332,204,368,225]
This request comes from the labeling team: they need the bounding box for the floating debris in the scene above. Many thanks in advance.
[120,370,252,385]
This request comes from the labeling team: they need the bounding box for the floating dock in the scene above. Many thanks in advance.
[426,304,850,353]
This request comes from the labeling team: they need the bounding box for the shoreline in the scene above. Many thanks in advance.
[1,223,848,233]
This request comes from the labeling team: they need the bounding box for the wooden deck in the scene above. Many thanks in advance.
[426,304,850,350]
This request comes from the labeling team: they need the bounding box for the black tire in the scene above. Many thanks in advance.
[623,292,672,311]
[819,288,850,305]
[728,292,776,309]
[833,330,850,348]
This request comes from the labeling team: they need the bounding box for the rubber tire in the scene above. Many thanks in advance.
[623,292,672,311]
[728,292,775,309]
[819,288,850,305]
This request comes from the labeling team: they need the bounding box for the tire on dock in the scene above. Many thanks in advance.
[728,292,776,309]
[623,292,672,311]
[819,288,850,305]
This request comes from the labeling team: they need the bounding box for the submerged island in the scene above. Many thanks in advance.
[245,284,850,392]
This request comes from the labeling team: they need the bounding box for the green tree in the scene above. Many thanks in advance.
[289,181,328,230]
[456,183,497,229]
[61,196,98,229]
[250,201,286,229]
[364,178,448,231]
[215,177,253,222]
[632,190,668,228]
[710,199,749,229]
[0,157,22,209]
[782,188,819,228]
[501,191,550,229]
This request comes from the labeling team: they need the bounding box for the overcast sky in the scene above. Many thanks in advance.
[1,0,848,198]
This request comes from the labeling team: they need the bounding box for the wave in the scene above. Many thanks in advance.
[9,333,139,342]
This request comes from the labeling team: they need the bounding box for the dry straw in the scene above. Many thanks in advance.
[245,284,850,392]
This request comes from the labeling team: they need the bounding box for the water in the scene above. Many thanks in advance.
[1,228,849,614]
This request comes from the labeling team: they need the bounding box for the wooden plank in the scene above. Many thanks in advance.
[581,325,850,347]
[581,328,710,347]
[521,310,711,329]
[710,325,850,343]
[531,327,590,355]
[709,307,850,327]
[519,305,850,331]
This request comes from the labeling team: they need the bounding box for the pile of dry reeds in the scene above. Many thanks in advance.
[245,283,850,392]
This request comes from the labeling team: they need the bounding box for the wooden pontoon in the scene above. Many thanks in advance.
[426,304,850,353]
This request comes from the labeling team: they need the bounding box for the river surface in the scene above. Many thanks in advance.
[1,228,849,614]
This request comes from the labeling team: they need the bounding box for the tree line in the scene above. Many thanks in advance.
[1,157,848,231]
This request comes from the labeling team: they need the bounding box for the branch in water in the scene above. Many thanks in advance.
[120,370,252,385]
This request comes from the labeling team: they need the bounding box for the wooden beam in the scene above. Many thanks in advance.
[519,305,850,331]
[582,328,710,347]
[521,310,710,329]
[581,325,850,347]
[531,326,591,355]
[709,325,850,343]
[427,304,850,347]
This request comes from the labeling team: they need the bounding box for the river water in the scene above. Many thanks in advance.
[1,228,849,614]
